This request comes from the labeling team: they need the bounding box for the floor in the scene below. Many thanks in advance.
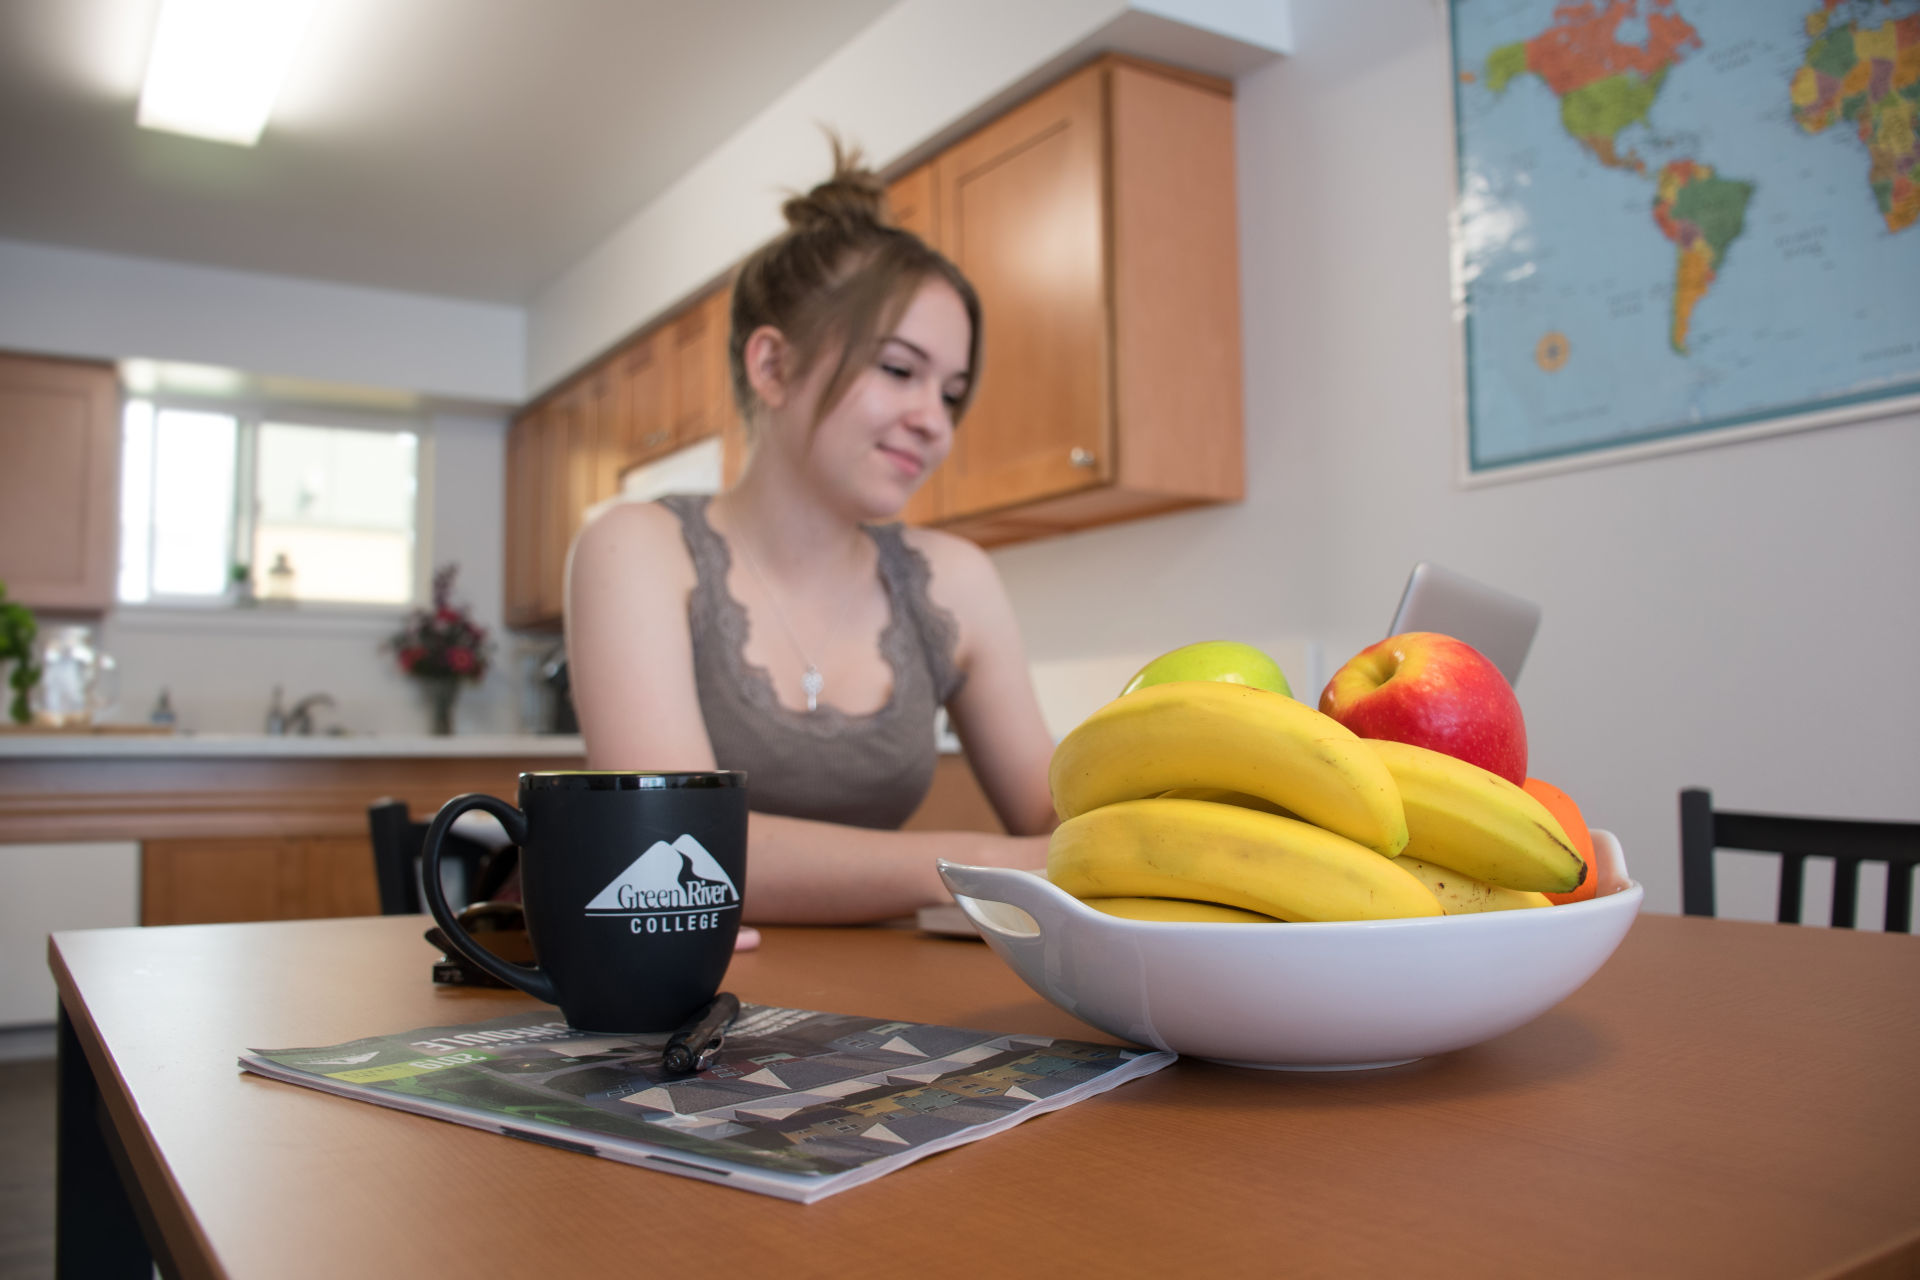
[0,1055,55,1280]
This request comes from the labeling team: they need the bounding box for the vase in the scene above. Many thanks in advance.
[419,676,460,736]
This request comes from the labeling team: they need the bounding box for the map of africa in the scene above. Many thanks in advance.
[1451,0,1920,472]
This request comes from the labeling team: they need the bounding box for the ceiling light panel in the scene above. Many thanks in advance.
[137,0,319,145]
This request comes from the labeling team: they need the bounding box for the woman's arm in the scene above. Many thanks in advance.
[565,502,1047,924]
[912,530,1059,838]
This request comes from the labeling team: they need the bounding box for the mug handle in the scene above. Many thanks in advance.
[419,794,554,1004]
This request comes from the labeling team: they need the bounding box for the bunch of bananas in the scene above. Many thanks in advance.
[1046,681,1588,923]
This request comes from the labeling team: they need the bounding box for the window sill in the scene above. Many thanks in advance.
[107,602,407,638]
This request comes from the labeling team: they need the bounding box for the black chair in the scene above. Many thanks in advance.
[367,797,517,915]
[1679,788,1918,932]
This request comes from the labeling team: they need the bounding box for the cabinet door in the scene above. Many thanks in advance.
[502,408,543,628]
[536,391,580,624]
[142,835,380,925]
[703,287,751,486]
[887,165,947,527]
[613,332,674,474]
[0,354,121,611]
[668,302,714,446]
[888,162,939,243]
[584,367,624,507]
[935,66,1110,519]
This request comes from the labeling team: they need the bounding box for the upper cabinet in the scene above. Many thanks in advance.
[0,353,121,613]
[503,54,1244,627]
[906,56,1244,545]
[504,288,738,631]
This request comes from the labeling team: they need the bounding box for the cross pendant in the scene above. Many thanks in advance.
[801,665,824,713]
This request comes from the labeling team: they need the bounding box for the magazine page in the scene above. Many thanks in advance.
[240,1005,1174,1203]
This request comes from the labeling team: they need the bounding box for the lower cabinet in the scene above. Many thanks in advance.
[0,748,585,936]
[141,835,382,926]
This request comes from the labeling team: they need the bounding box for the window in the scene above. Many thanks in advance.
[118,397,421,607]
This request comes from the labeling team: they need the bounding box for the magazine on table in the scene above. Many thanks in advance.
[239,1003,1174,1203]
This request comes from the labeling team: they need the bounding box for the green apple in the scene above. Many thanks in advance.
[1120,641,1292,698]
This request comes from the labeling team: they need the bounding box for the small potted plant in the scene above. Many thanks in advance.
[0,582,40,726]
[385,565,491,735]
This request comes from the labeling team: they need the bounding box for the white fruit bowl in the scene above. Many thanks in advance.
[936,830,1642,1070]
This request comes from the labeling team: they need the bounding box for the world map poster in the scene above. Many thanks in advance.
[1450,0,1920,475]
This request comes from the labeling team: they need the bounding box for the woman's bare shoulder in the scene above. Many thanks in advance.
[899,524,996,588]
[577,497,691,555]
[572,498,697,590]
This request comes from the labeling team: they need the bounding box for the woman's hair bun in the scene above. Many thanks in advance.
[781,136,889,232]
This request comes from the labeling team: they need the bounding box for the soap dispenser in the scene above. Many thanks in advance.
[265,685,287,736]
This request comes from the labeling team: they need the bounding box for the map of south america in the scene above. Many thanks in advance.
[1653,161,1754,352]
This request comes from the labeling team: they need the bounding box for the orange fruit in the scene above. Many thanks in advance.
[1525,777,1596,904]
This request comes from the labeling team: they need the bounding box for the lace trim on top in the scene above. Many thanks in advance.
[673,495,964,734]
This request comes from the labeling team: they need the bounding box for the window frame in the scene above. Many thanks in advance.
[118,390,434,617]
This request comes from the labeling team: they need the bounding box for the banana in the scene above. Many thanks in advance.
[1049,681,1409,856]
[1154,786,1296,818]
[1394,856,1553,914]
[1365,739,1586,893]
[1048,797,1442,923]
[1082,896,1281,923]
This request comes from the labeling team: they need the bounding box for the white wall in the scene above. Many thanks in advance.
[991,0,1920,918]
[0,237,525,404]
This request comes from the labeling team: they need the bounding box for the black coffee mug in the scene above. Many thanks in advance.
[419,771,748,1032]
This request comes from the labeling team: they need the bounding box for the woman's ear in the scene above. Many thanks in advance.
[742,326,793,409]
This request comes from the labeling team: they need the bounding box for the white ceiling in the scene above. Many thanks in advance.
[0,0,901,305]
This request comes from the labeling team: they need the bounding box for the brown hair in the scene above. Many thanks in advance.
[727,138,982,435]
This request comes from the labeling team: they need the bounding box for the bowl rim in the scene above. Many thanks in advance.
[937,828,1640,936]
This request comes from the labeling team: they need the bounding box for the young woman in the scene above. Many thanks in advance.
[565,149,1056,924]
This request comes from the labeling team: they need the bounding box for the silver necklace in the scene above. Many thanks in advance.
[731,534,850,713]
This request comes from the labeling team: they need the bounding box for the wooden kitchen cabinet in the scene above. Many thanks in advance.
[502,55,1244,621]
[506,283,740,630]
[917,57,1244,546]
[0,744,586,926]
[142,834,380,926]
[887,163,947,529]
[0,352,122,611]
[611,329,673,472]
[502,406,544,629]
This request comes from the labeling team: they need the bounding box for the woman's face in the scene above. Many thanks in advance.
[793,277,973,521]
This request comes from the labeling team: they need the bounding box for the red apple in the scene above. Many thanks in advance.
[1318,632,1528,784]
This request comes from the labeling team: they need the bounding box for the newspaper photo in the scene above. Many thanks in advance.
[240,1004,1174,1202]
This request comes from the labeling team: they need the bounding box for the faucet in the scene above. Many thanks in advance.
[285,692,335,736]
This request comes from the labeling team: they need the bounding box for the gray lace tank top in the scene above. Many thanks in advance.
[659,494,965,830]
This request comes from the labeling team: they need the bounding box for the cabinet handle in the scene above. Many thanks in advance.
[643,430,669,448]
[1070,447,1096,468]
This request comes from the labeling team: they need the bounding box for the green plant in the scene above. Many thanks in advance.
[0,581,40,725]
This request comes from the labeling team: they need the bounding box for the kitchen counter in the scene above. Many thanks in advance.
[0,732,585,760]
[0,735,587,848]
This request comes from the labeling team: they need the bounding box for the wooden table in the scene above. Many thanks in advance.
[51,912,1920,1279]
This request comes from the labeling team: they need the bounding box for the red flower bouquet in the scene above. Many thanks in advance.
[387,565,491,682]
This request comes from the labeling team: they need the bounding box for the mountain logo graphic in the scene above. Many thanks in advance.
[584,834,740,915]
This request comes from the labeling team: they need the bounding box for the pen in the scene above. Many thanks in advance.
[661,992,739,1076]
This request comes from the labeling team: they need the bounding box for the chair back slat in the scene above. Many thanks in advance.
[1679,788,1918,932]
[1775,852,1805,928]
[1829,858,1858,929]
